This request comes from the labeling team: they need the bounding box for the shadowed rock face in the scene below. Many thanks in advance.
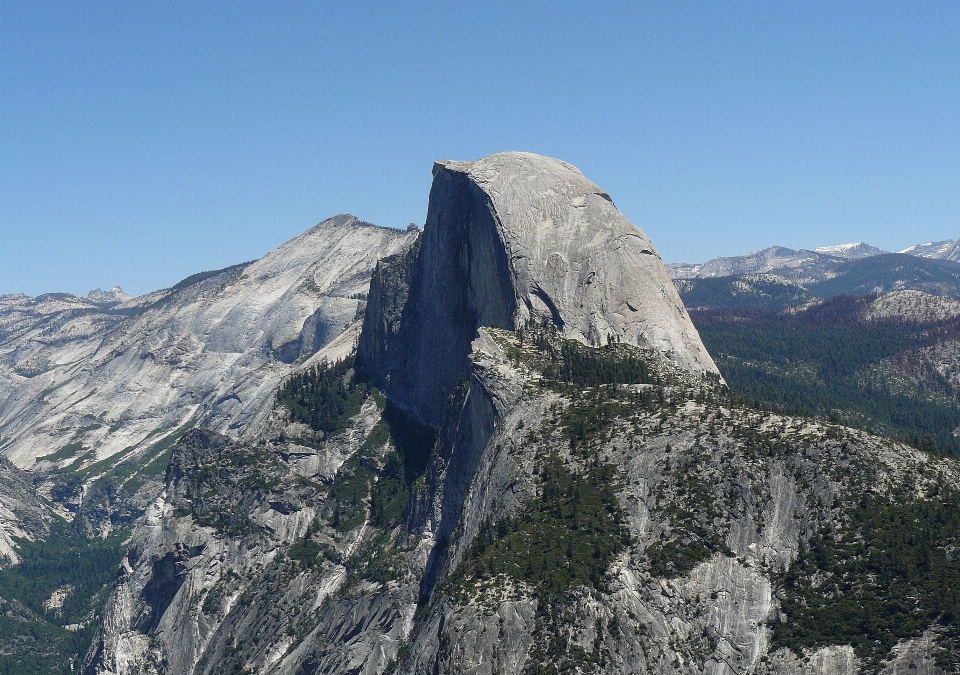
[358,151,718,427]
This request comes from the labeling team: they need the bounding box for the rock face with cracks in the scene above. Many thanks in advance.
[358,152,718,428]
[7,153,959,675]
[88,325,960,675]
[0,216,415,539]
[0,215,414,471]
[0,457,51,566]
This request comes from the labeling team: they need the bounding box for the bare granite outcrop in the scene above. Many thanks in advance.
[40,156,960,675]
[358,152,718,429]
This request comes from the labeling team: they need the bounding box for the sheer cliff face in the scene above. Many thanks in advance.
[358,152,718,427]
[85,157,959,675]
[90,326,958,675]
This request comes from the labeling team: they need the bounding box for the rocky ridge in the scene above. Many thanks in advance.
[88,320,960,675]
[666,246,863,283]
[83,154,960,675]
[901,239,960,262]
[672,254,960,314]
[667,238,960,286]
[0,215,414,532]
[88,287,134,304]
[865,290,960,324]
[813,243,887,259]
[0,457,51,566]
[358,152,718,427]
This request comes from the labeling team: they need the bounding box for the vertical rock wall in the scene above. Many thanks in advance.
[357,152,719,429]
[357,166,517,428]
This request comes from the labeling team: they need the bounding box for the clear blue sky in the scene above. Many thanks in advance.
[2,2,959,296]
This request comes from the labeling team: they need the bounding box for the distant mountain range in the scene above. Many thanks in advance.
[669,237,960,311]
[901,238,960,261]
[667,237,960,282]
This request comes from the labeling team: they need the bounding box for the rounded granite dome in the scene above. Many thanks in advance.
[359,151,719,427]
[435,151,718,377]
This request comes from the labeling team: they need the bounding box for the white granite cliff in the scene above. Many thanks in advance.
[0,215,414,471]
[26,156,957,675]
[358,152,718,428]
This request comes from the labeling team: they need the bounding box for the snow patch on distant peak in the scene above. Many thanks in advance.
[814,242,886,259]
[87,286,133,303]
[899,239,960,261]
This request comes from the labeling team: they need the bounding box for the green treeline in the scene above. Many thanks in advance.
[692,298,960,454]
[677,276,814,312]
[326,400,435,532]
[538,339,653,386]
[456,457,631,595]
[0,519,128,675]
[774,486,960,671]
[645,461,732,578]
[276,356,367,434]
[514,323,658,387]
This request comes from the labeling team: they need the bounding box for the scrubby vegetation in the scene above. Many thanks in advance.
[455,457,631,596]
[369,450,410,529]
[535,336,653,387]
[277,356,368,435]
[773,484,960,672]
[345,531,412,588]
[326,399,435,532]
[646,454,733,578]
[444,329,673,598]
[556,388,657,452]
[36,441,85,463]
[170,433,283,536]
[326,444,376,531]
[504,322,661,389]
[0,519,127,675]
[526,607,612,675]
[286,523,338,569]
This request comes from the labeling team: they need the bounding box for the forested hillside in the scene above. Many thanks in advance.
[691,295,960,454]
[675,255,960,312]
